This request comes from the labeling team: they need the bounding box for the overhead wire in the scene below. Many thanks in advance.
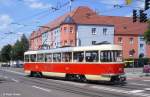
[1,0,148,42]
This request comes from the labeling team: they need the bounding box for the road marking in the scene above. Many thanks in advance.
[2,93,21,96]
[11,78,19,83]
[32,85,51,93]
[129,90,145,93]
[129,83,148,86]
[145,88,150,91]
[1,69,26,76]
[143,80,150,82]
[91,86,150,97]
[4,76,8,79]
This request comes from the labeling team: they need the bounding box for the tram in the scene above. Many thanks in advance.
[24,44,126,83]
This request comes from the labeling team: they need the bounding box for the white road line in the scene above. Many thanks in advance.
[145,88,150,91]
[129,90,145,93]
[91,86,150,97]
[11,78,19,83]
[32,85,51,93]
[4,76,8,79]
[129,83,148,86]
[143,80,150,82]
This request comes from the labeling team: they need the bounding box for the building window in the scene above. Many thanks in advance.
[129,49,135,57]
[92,41,96,45]
[118,37,122,44]
[92,28,96,35]
[64,40,67,45]
[70,27,73,33]
[64,27,67,33]
[103,28,107,35]
[129,37,134,44]
[70,40,73,45]
[140,44,144,49]
[140,37,144,41]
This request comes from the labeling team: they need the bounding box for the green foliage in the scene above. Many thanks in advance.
[0,44,12,62]
[144,29,150,44]
[12,34,29,61]
[0,34,29,62]
[124,58,150,68]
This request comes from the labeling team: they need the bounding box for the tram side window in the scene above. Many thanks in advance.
[85,51,99,62]
[73,52,84,62]
[45,53,52,62]
[53,53,61,62]
[37,54,44,62]
[62,52,72,62]
[115,51,122,62]
[30,54,36,62]
[24,55,29,62]
[100,50,122,62]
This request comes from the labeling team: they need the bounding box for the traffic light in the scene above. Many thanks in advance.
[139,10,147,22]
[126,0,132,5]
[133,10,137,22]
[145,0,150,10]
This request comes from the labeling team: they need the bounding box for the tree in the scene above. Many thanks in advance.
[20,34,29,52]
[144,20,150,44]
[11,34,29,61]
[0,44,12,62]
[144,29,150,44]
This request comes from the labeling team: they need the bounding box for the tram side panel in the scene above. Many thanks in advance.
[24,62,124,81]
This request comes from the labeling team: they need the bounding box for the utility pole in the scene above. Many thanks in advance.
[69,0,74,12]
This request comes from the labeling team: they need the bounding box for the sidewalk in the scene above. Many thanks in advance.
[0,67,24,73]
[125,68,150,78]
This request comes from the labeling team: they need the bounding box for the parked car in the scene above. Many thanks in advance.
[1,64,10,67]
[143,64,150,73]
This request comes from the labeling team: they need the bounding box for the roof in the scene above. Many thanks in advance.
[32,6,148,36]
[25,44,122,54]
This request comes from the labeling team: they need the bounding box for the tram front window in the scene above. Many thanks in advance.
[24,55,29,62]
[100,50,122,62]
[85,51,99,62]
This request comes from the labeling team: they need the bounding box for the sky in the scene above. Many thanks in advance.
[0,0,150,50]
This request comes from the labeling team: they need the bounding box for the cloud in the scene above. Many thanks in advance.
[125,12,133,17]
[131,0,145,9]
[24,0,52,9]
[99,0,126,5]
[0,14,13,31]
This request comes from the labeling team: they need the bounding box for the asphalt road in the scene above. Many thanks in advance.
[0,67,150,97]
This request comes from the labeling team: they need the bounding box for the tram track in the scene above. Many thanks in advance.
[0,69,128,97]
[1,69,150,97]
[20,76,130,97]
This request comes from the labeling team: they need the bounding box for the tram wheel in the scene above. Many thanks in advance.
[30,71,42,78]
[77,75,87,82]
[65,74,87,82]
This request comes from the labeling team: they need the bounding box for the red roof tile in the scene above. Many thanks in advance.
[32,6,149,36]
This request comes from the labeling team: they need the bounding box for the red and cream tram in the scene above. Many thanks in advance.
[24,44,126,83]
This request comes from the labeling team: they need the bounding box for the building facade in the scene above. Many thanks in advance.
[76,24,114,46]
[29,6,149,59]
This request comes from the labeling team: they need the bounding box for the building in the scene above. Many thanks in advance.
[29,6,149,59]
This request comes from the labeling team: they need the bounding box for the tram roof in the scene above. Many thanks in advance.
[25,44,122,55]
